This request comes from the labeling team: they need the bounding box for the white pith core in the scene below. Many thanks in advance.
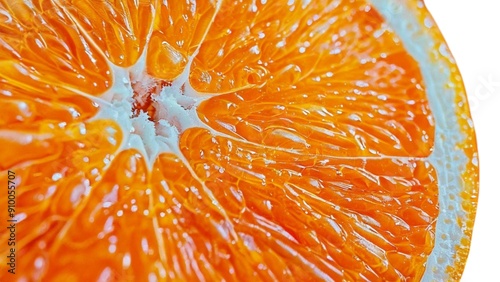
[93,50,210,167]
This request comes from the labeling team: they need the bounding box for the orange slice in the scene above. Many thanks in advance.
[0,0,478,281]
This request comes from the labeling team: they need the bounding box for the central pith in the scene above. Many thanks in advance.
[131,79,172,121]
[98,56,204,165]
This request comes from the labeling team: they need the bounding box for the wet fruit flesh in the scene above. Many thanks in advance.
[0,0,478,281]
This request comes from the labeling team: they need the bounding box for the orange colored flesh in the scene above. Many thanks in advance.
[0,0,477,281]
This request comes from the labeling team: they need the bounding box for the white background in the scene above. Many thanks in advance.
[424,1,500,280]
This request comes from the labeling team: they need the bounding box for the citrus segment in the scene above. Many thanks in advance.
[146,0,221,80]
[0,126,121,282]
[197,83,434,157]
[36,150,248,281]
[0,80,98,126]
[43,150,153,281]
[151,153,279,281]
[191,0,421,96]
[0,128,62,171]
[0,119,121,259]
[58,0,155,68]
[192,0,435,158]
[179,127,438,280]
[0,0,111,94]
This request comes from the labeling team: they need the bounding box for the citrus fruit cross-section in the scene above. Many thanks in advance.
[0,0,478,281]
